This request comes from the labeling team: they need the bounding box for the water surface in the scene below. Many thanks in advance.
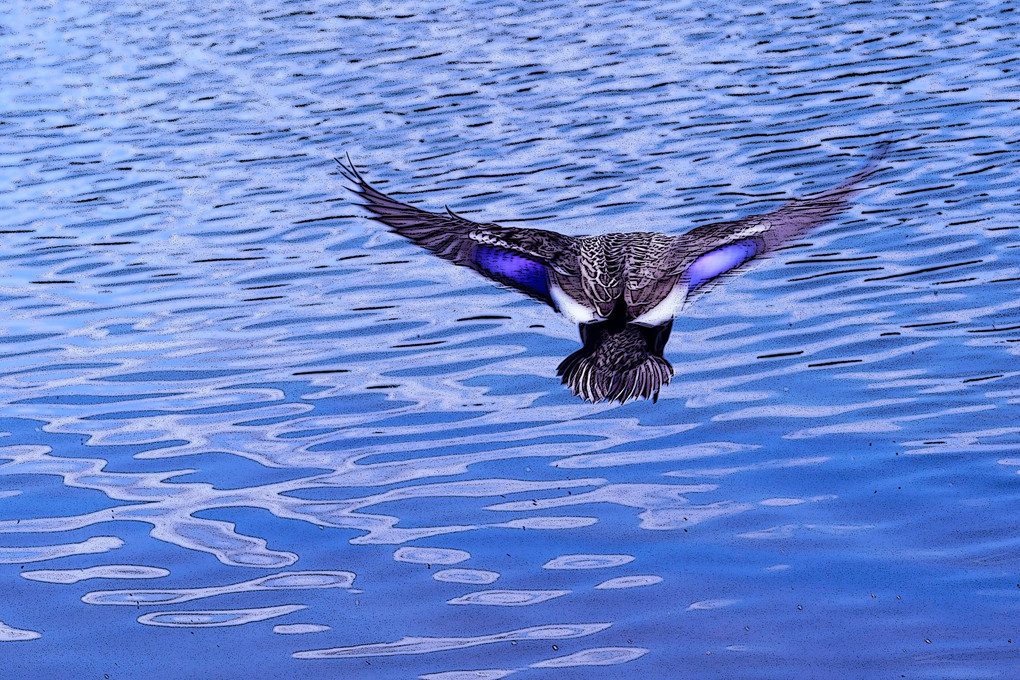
[2,1,1019,678]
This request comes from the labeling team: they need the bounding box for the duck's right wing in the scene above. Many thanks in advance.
[337,158,580,307]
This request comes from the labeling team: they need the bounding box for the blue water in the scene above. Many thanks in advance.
[2,0,1020,677]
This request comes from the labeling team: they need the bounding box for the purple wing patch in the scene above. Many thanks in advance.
[685,239,762,292]
[473,246,550,300]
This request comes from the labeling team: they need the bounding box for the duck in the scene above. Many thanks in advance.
[336,148,885,403]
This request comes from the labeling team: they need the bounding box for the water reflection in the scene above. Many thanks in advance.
[138,604,307,628]
[0,622,42,642]
[293,622,612,659]
[22,564,169,583]
[530,646,649,667]
[274,623,332,635]
[433,569,500,585]
[447,589,570,606]
[593,575,662,589]
[82,570,355,606]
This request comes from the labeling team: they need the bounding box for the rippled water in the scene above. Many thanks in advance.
[3,0,1020,677]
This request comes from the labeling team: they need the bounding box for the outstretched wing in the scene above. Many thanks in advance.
[336,157,579,306]
[667,145,889,296]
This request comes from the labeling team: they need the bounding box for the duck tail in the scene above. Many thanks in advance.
[557,323,674,403]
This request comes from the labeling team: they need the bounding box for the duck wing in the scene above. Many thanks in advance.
[337,158,579,307]
[665,148,887,297]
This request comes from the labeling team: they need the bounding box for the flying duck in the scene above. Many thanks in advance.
[336,150,884,403]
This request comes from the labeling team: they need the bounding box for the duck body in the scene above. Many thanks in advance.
[542,230,761,401]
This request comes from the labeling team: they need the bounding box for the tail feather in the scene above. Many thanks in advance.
[557,325,674,403]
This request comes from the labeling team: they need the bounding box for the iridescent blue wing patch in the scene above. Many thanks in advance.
[684,239,762,293]
[473,245,551,302]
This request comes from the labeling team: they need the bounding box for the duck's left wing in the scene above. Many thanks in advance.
[665,147,888,296]
[337,158,579,306]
